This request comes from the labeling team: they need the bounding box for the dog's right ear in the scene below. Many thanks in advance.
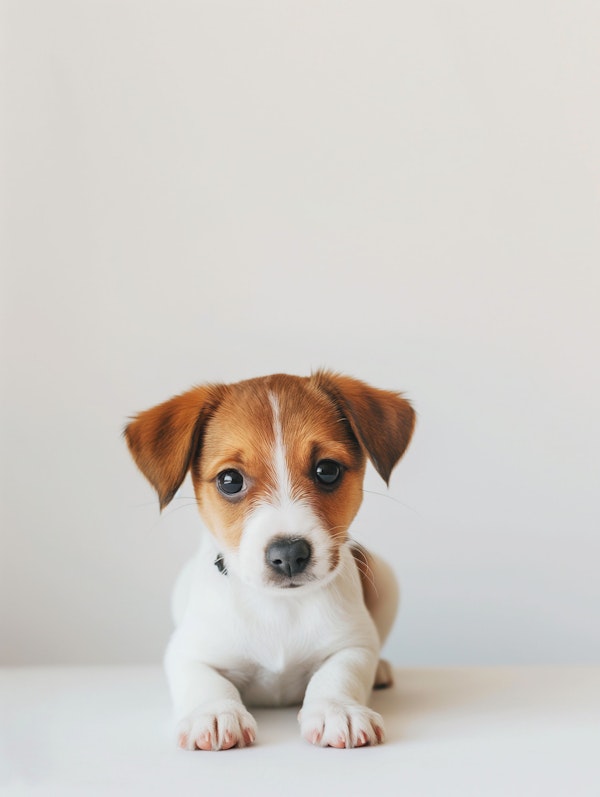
[124,385,223,510]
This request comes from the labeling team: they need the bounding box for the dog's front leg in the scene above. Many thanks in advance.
[299,646,384,748]
[165,645,257,751]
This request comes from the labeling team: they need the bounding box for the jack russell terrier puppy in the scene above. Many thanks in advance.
[125,371,415,750]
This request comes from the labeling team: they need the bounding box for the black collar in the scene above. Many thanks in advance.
[214,553,227,575]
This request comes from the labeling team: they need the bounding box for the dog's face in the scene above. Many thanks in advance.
[125,371,415,592]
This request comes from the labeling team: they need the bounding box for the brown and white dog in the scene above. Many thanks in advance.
[125,371,415,750]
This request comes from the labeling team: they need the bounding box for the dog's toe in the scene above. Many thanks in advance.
[177,699,257,751]
[299,701,385,748]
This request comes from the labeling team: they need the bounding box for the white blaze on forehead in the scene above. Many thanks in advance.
[231,391,339,589]
[268,392,293,505]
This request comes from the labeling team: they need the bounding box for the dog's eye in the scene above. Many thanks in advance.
[315,460,342,486]
[217,469,245,496]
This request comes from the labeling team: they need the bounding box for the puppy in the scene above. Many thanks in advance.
[125,371,415,749]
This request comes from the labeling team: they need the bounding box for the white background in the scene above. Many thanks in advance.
[1,0,599,667]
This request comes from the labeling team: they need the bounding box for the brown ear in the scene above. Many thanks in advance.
[124,384,222,510]
[314,371,416,484]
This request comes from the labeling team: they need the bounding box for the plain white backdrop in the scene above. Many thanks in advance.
[1,0,599,667]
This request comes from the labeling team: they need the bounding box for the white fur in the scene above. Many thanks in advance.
[165,392,395,750]
[268,392,292,503]
[165,532,384,748]
[231,499,337,590]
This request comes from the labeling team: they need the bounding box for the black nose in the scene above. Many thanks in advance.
[266,538,312,578]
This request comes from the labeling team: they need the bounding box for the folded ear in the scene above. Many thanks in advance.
[314,371,416,484]
[124,385,222,510]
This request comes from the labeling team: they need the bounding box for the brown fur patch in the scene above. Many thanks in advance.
[193,374,366,554]
[124,384,223,509]
[193,378,278,549]
[313,371,416,484]
[125,372,415,566]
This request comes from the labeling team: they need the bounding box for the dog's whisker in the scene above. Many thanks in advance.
[349,542,380,597]
[327,524,348,537]
[327,530,379,594]
[358,566,379,598]
[131,495,201,510]
[359,561,379,597]
[161,502,202,515]
[362,489,421,516]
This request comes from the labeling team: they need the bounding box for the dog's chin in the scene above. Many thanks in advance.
[261,580,315,595]
[270,578,311,592]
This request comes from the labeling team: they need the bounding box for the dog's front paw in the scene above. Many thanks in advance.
[177,699,257,751]
[299,701,385,748]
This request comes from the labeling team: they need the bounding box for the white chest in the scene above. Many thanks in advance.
[173,544,380,707]
[217,593,334,705]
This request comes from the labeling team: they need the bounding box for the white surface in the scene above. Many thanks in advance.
[2,0,600,667]
[1,667,599,796]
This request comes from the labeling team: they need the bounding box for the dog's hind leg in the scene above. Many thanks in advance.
[351,545,399,689]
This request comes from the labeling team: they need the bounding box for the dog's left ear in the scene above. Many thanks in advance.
[124,384,223,510]
[314,371,416,484]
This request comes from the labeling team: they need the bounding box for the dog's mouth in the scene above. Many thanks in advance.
[265,567,337,592]
[264,570,318,591]
[267,576,306,590]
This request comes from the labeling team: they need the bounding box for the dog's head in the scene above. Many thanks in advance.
[125,371,415,592]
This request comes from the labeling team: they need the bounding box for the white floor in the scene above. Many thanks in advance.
[1,667,598,797]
